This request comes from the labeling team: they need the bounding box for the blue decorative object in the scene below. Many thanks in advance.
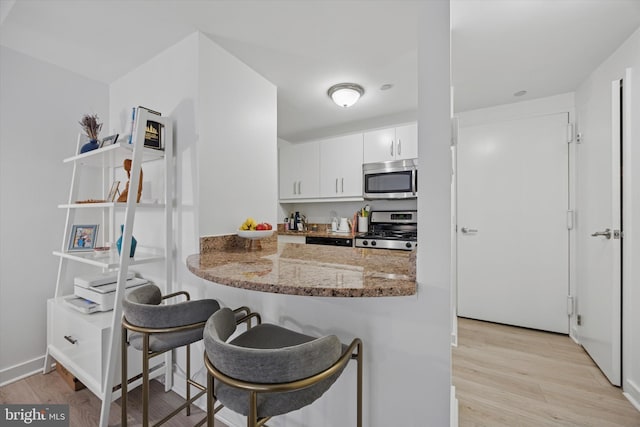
[80,139,100,154]
[116,225,137,258]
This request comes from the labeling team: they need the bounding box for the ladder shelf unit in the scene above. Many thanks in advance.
[43,108,174,427]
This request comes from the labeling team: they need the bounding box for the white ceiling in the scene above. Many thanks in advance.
[1,0,639,142]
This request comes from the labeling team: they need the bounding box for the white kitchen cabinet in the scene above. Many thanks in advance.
[279,141,320,200]
[319,133,363,198]
[43,108,174,427]
[363,122,418,163]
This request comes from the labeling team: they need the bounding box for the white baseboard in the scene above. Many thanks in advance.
[623,379,640,412]
[0,355,45,387]
[451,385,458,427]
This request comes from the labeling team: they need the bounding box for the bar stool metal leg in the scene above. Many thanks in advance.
[187,343,191,416]
[357,340,363,427]
[248,391,257,427]
[142,334,150,426]
[121,326,128,427]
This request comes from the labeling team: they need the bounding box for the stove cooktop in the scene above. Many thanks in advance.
[355,210,418,251]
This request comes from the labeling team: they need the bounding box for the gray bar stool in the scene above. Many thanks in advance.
[203,307,363,427]
[121,284,249,426]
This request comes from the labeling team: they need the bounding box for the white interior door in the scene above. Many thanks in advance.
[457,113,570,334]
[575,79,623,386]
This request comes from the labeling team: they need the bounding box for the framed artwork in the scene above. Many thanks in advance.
[107,181,120,202]
[99,134,119,148]
[68,224,99,252]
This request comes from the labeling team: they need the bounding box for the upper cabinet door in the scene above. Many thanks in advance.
[363,127,396,163]
[279,142,319,200]
[319,133,363,198]
[395,123,418,160]
[363,123,418,163]
[296,142,320,198]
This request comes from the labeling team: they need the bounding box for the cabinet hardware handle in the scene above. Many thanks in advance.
[398,139,402,156]
[336,178,339,193]
[341,178,344,193]
[390,141,394,156]
[298,181,301,195]
[293,182,297,195]
[64,335,77,344]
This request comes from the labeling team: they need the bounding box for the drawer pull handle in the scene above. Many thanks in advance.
[64,335,77,344]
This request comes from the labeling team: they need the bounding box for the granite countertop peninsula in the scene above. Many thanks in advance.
[186,233,416,297]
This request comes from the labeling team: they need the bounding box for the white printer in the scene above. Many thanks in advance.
[67,271,148,313]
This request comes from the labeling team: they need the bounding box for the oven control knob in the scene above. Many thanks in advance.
[406,242,412,249]
[362,240,368,246]
[371,241,377,246]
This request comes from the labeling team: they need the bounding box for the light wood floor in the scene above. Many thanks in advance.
[3,322,640,426]
[0,372,227,427]
[453,317,640,427]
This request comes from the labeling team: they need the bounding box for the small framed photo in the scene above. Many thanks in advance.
[107,181,120,202]
[68,224,99,252]
[99,134,119,148]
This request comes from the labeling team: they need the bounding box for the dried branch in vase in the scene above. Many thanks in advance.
[78,114,103,141]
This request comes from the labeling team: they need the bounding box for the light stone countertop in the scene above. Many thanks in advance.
[186,234,416,297]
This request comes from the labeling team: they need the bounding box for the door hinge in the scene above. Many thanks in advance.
[567,296,574,316]
[577,314,582,326]
[566,210,574,230]
[567,123,574,143]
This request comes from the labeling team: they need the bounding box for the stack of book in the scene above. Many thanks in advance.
[128,106,163,150]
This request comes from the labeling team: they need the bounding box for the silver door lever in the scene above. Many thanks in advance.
[461,227,478,234]
[591,228,611,239]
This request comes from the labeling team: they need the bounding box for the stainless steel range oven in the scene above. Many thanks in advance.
[355,210,417,251]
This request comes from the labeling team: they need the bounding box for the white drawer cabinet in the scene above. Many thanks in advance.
[47,298,154,399]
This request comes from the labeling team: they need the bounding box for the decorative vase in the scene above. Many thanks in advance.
[80,139,100,154]
[116,225,137,258]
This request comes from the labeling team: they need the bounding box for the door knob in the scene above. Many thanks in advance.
[461,227,478,234]
[591,228,611,239]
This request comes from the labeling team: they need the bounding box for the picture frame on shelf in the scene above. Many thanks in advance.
[99,134,119,148]
[107,181,120,202]
[68,224,99,252]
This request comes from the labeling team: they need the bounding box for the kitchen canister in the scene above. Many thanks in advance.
[358,216,368,233]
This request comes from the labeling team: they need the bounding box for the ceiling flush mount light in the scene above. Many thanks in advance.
[328,83,365,108]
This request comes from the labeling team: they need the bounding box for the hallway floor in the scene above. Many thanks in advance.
[453,317,640,427]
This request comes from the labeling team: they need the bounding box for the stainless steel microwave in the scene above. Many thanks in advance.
[363,159,417,199]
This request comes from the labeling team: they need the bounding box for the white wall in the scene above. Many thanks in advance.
[198,34,278,236]
[0,46,108,385]
[575,26,640,409]
[416,1,452,424]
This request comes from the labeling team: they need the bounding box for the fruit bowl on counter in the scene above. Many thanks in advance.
[237,218,273,250]
[237,230,274,239]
